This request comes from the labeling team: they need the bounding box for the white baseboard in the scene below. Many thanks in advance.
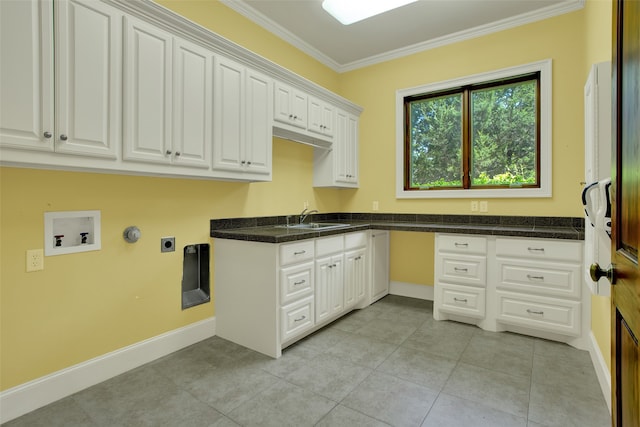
[0,317,216,424]
[588,330,612,413]
[390,281,434,301]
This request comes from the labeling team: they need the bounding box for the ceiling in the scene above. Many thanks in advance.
[221,0,583,72]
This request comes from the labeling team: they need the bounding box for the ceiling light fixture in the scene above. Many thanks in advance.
[322,0,419,25]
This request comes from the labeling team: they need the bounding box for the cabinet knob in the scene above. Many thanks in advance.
[241,160,246,165]
[247,161,251,165]
[43,131,52,139]
[175,151,181,156]
[59,134,68,141]
[166,150,172,155]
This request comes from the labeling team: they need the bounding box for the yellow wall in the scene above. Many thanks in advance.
[1,0,614,391]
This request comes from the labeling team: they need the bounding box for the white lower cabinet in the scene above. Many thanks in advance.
[434,233,587,348]
[370,230,390,303]
[213,231,373,358]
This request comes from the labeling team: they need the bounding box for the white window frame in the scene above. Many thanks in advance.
[395,59,552,199]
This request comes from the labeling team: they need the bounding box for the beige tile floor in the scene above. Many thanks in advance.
[4,295,610,427]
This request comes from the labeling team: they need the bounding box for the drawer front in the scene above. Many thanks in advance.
[280,262,314,305]
[438,254,486,287]
[496,290,581,336]
[437,282,485,318]
[315,235,344,257]
[344,231,367,250]
[281,296,314,342]
[497,259,581,299]
[495,238,582,262]
[280,240,314,266]
[437,234,487,255]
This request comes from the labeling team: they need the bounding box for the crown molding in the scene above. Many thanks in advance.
[222,0,585,73]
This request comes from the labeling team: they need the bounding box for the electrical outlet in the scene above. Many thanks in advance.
[470,201,479,212]
[479,201,489,212]
[26,249,44,272]
[161,237,175,253]
[372,201,379,211]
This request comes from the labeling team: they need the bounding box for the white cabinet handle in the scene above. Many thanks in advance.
[526,309,544,315]
[454,267,468,272]
[454,242,468,247]
[453,297,468,303]
[293,250,306,255]
[527,274,544,281]
[527,247,545,252]
[294,315,306,322]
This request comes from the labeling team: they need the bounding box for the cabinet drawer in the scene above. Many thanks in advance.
[280,262,314,305]
[315,235,344,256]
[497,259,581,299]
[496,290,581,336]
[281,296,314,342]
[438,254,486,287]
[344,231,367,250]
[495,238,582,262]
[437,282,485,319]
[280,240,314,266]
[437,234,487,255]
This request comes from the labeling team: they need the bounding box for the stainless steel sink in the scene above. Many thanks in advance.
[276,222,350,230]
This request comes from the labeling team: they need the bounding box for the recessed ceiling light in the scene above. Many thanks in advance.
[322,0,419,25]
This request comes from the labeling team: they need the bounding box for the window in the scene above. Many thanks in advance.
[396,60,551,199]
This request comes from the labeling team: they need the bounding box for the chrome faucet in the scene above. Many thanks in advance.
[299,208,318,224]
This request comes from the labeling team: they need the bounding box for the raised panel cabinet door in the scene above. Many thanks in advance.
[273,81,293,125]
[345,248,366,308]
[123,16,172,164]
[371,231,390,302]
[321,102,335,137]
[315,256,332,323]
[55,0,121,159]
[0,0,54,151]
[213,56,243,171]
[244,68,272,175]
[334,109,349,182]
[172,38,213,169]
[291,88,308,129]
[308,97,324,135]
[346,114,359,183]
[329,255,344,316]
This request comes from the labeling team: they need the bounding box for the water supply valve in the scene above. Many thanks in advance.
[54,235,64,247]
[80,232,89,244]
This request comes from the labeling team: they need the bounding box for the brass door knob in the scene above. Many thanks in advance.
[590,263,616,284]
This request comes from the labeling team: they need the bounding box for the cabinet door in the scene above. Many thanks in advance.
[172,38,213,169]
[334,110,358,184]
[123,16,172,164]
[308,97,335,138]
[329,255,344,316]
[315,256,332,323]
[345,114,359,183]
[55,0,120,159]
[0,0,53,151]
[213,56,243,171]
[345,248,366,309]
[244,68,272,174]
[371,231,389,302]
[273,81,306,129]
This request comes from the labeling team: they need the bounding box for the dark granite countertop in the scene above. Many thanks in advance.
[211,213,584,244]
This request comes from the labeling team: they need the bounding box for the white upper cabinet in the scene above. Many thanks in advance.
[172,38,213,169]
[55,0,121,158]
[308,96,334,138]
[123,16,173,164]
[123,17,213,169]
[1,0,120,158]
[213,56,272,180]
[274,81,307,129]
[0,0,54,151]
[313,108,359,188]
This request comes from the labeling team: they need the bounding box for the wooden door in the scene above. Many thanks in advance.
[611,0,640,425]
